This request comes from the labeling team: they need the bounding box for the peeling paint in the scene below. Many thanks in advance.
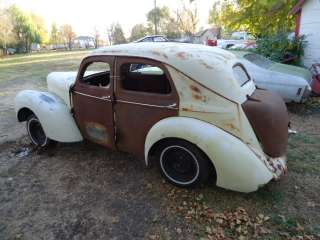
[176,52,189,60]
[85,122,109,144]
[199,59,214,70]
[151,50,168,59]
[189,85,201,93]
[192,93,208,103]
[39,94,55,104]
[224,122,240,133]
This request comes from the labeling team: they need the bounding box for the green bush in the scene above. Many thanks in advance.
[253,33,307,66]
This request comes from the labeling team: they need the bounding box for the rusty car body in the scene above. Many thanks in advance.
[15,43,289,192]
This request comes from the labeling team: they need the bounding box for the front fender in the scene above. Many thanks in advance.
[15,90,83,142]
[145,117,273,193]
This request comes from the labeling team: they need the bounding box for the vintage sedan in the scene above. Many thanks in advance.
[15,43,289,193]
[231,50,312,103]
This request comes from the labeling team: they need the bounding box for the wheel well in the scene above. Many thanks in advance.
[148,137,217,179]
[17,108,34,122]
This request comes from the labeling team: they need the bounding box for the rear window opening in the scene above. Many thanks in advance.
[233,64,251,87]
[120,63,171,94]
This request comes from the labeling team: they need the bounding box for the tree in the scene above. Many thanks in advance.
[0,8,15,54]
[163,17,181,39]
[60,24,75,50]
[147,6,170,35]
[50,23,59,47]
[109,23,126,45]
[8,5,41,52]
[146,6,182,39]
[30,13,48,44]
[213,0,297,37]
[94,27,100,48]
[129,24,149,41]
[208,2,222,28]
[176,0,199,36]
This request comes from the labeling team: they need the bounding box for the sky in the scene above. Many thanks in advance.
[1,0,215,38]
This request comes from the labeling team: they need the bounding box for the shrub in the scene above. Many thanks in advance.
[253,33,307,66]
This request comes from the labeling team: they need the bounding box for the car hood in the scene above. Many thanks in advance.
[269,63,313,83]
[47,72,78,108]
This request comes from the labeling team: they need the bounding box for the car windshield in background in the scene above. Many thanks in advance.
[233,65,251,87]
[244,53,273,69]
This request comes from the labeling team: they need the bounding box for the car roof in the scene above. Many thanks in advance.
[91,43,245,102]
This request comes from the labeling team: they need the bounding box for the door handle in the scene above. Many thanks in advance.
[101,96,111,101]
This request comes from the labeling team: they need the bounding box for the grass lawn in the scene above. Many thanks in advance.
[0,50,90,86]
[0,51,319,240]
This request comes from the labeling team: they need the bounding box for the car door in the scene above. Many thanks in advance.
[72,55,116,149]
[114,57,179,156]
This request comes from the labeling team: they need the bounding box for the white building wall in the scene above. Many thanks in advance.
[300,0,320,68]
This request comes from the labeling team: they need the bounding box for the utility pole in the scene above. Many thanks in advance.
[154,0,158,35]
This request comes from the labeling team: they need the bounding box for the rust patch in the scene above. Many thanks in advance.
[224,122,240,133]
[199,59,214,69]
[189,85,201,93]
[242,89,289,157]
[151,50,169,59]
[192,93,208,103]
[85,122,109,145]
[182,107,193,112]
[176,52,189,60]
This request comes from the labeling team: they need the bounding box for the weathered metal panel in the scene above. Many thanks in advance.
[144,117,273,193]
[242,89,289,157]
[15,90,83,142]
[47,72,78,108]
[91,42,255,104]
[72,55,116,149]
[114,57,179,156]
[167,66,262,152]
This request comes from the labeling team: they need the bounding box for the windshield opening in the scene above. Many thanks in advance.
[244,53,273,69]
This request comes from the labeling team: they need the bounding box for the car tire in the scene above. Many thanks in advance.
[156,139,211,188]
[26,114,56,147]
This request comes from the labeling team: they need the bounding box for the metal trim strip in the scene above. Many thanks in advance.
[73,91,112,102]
[117,99,178,110]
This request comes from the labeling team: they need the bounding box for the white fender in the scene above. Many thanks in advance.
[15,90,83,142]
[145,117,273,193]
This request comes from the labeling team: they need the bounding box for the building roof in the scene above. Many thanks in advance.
[289,0,306,15]
[194,28,220,37]
[91,42,251,103]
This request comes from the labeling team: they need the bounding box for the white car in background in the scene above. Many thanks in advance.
[217,31,256,49]
[231,51,312,103]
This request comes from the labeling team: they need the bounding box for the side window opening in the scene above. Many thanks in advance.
[81,61,110,87]
[233,64,251,87]
[120,62,171,94]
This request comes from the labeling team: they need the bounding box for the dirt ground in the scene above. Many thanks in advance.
[0,51,319,240]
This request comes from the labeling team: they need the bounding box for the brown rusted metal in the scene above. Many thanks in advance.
[242,89,289,158]
[72,55,116,149]
[114,56,179,156]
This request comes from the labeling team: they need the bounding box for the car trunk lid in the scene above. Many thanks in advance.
[242,89,289,157]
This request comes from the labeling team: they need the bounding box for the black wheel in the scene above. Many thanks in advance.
[156,139,211,187]
[26,114,55,147]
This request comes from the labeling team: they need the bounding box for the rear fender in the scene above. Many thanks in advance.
[145,117,273,193]
[15,90,83,142]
